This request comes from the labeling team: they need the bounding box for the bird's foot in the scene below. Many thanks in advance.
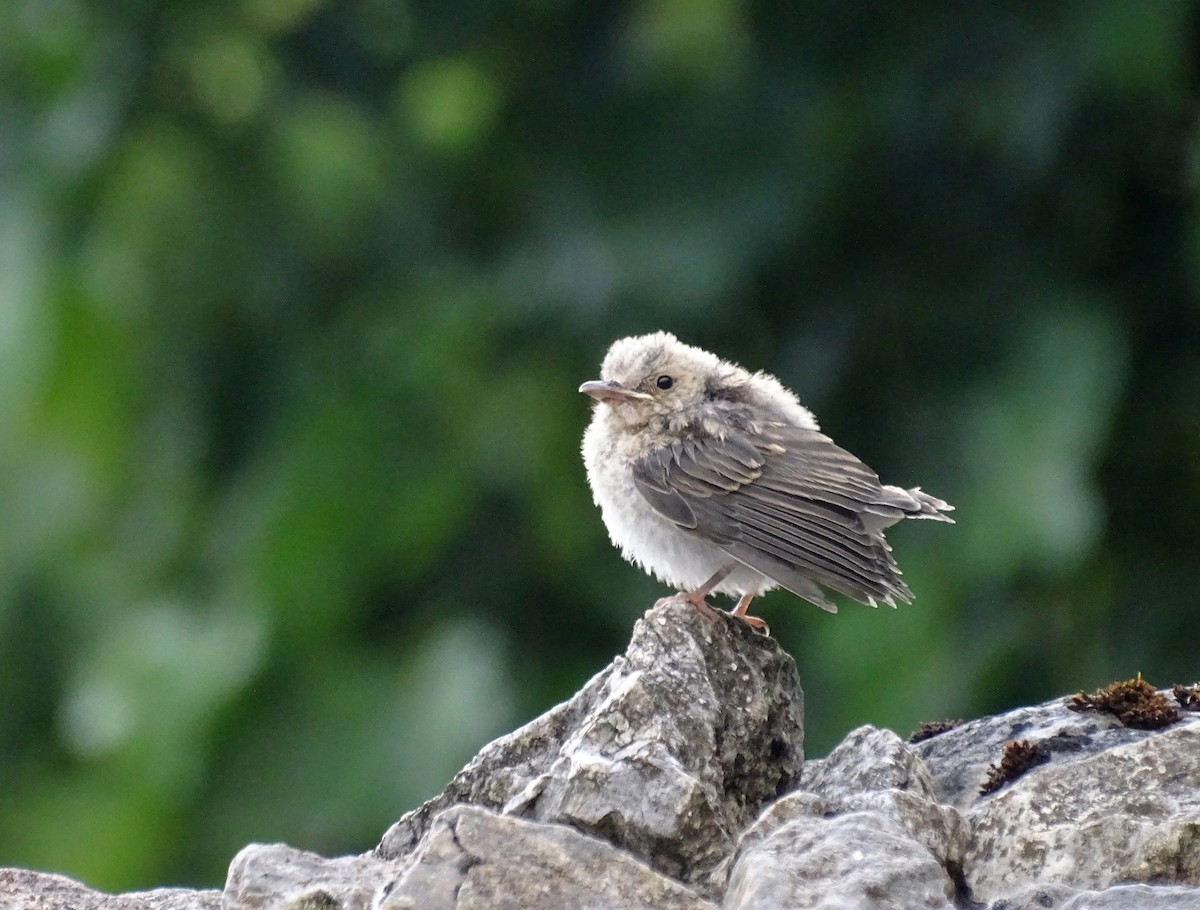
[654,589,769,633]
[732,613,770,635]
[730,594,770,635]
[655,591,721,622]
[655,567,734,623]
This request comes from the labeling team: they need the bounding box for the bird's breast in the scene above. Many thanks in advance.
[581,415,774,596]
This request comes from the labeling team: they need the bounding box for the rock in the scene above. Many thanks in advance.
[910,695,1154,812]
[223,600,802,909]
[121,890,222,910]
[0,868,222,910]
[910,690,1200,906]
[726,804,957,910]
[6,606,1200,910]
[962,720,1200,903]
[1058,884,1200,909]
[996,883,1200,910]
[723,726,968,909]
[801,725,937,799]
[377,600,805,896]
[383,804,715,910]
[224,808,717,910]
[224,843,394,910]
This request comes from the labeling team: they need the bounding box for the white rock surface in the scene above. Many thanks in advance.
[963,722,1200,903]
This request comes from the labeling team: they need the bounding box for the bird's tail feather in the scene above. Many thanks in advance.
[901,486,955,522]
[864,485,955,530]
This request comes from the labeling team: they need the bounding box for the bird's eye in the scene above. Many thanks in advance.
[656,375,674,390]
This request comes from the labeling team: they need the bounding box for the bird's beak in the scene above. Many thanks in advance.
[578,379,652,403]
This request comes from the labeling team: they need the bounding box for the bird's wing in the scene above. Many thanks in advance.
[631,424,924,610]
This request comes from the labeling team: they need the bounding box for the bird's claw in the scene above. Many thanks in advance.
[654,592,770,633]
[734,613,771,636]
[730,593,770,635]
[655,591,721,622]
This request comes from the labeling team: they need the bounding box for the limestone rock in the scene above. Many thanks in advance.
[224,843,394,910]
[224,600,803,909]
[910,695,1155,812]
[383,804,715,910]
[723,726,968,909]
[801,724,937,800]
[727,805,957,910]
[223,807,717,910]
[7,606,1200,910]
[0,868,221,910]
[1058,884,1200,909]
[963,720,1200,902]
[377,600,805,895]
[911,690,1200,906]
[997,883,1200,910]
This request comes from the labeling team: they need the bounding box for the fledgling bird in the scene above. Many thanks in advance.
[579,332,953,627]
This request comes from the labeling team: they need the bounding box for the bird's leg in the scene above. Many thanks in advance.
[654,566,733,621]
[730,594,768,631]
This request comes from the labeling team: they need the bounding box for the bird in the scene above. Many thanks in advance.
[579,331,953,628]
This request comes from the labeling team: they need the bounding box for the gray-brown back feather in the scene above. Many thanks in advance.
[631,422,953,612]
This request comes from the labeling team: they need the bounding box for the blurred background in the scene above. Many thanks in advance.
[2,0,1199,894]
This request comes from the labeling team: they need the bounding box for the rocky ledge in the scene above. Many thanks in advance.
[5,602,1199,909]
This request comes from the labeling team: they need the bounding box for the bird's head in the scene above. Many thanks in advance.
[579,332,747,432]
[580,332,818,435]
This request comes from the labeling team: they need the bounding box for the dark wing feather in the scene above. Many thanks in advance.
[631,423,931,611]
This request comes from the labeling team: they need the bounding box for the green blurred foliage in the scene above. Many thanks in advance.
[2,0,1199,892]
